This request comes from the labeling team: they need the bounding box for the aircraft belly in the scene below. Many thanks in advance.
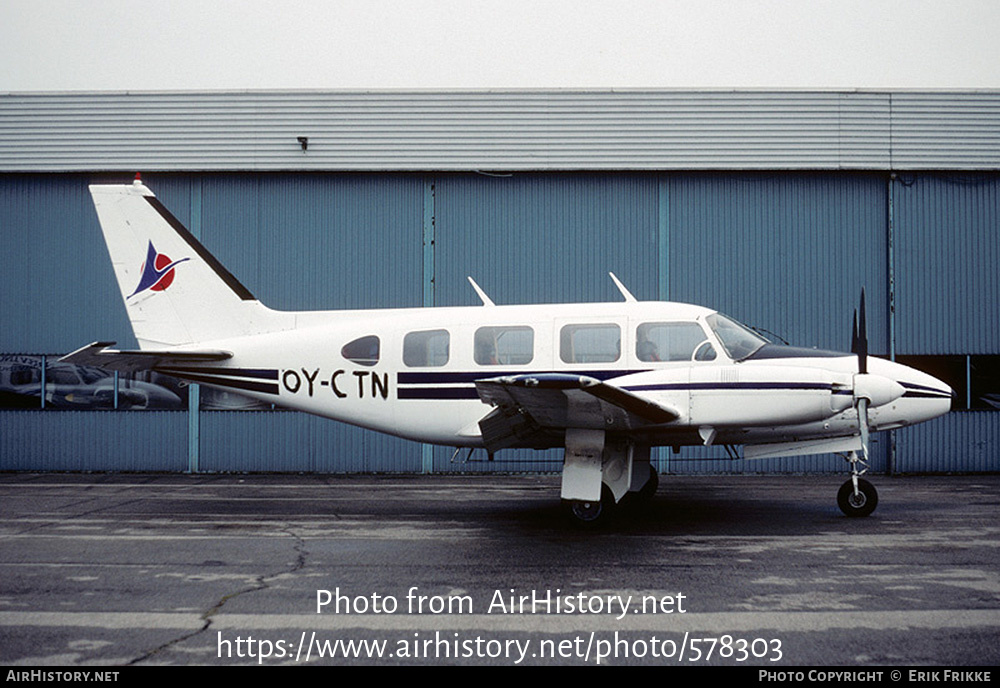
[270,389,399,436]
[393,399,490,446]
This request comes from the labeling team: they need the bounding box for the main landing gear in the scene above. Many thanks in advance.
[837,449,878,517]
[561,431,657,527]
[562,471,660,527]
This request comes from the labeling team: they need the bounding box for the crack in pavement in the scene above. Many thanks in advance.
[127,528,308,665]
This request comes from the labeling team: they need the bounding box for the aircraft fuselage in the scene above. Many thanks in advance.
[158,300,952,452]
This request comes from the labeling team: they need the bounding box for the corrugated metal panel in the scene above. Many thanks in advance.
[199,411,418,472]
[891,92,1000,169]
[10,89,1000,172]
[433,173,660,306]
[195,174,424,310]
[0,175,135,352]
[0,411,187,470]
[431,445,561,473]
[894,173,1000,354]
[668,173,888,351]
[894,412,999,473]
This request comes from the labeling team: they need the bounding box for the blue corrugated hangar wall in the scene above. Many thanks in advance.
[1,171,997,473]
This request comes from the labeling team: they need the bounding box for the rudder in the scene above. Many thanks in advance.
[90,178,285,348]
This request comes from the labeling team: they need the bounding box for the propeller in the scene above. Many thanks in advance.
[852,288,868,374]
[851,288,870,462]
[844,287,906,514]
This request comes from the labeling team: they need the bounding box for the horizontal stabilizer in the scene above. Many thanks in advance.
[60,341,232,374]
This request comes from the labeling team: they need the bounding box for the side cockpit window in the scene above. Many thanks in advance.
[705,313,768,361]
[403,329,450,367]
[475,326,534,366]
[560,323,621,364]
[636,322,711,362]
[341,335,380,367]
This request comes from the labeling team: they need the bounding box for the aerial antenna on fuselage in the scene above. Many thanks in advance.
[608,272,637,302]
[467,276,495,306]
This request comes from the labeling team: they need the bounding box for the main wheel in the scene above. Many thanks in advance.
[837,478,878,517]
[636,465,659,503]
[564,485,616,528]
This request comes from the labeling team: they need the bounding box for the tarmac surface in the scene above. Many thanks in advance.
[1,472,998,667]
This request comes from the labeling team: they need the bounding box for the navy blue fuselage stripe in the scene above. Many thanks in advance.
[902,390,953,399]
[397,369,651,385]
[396,373,843,400]
[623,382,835,392]
[158,366,278,380]
[398,387,480,400]
[900,381,953,396]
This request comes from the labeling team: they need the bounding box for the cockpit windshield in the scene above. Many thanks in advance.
[705,313,769,361]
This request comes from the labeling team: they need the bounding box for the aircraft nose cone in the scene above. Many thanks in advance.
[903,370,954,403]
[860,357,953,426]
[894,363,954,421]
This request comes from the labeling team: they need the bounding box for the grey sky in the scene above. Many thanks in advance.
[2,0,999,91]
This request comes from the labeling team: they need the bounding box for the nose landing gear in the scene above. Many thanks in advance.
[838,450,878,517]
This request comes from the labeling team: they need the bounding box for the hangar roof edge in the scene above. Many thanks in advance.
[2,89,999,172]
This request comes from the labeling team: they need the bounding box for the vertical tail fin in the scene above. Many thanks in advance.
[90,178,287,348]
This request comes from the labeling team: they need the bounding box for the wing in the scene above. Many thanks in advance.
[59,341,232,373]
[475,373,680,452]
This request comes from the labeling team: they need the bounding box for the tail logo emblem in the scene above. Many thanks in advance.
[128,241,190,298]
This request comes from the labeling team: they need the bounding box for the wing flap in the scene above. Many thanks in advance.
[60,341,232,374]
[475,373,679,452]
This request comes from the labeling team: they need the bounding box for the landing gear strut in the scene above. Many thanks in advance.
[838,450,878,517]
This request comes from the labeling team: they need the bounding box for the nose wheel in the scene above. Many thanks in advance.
[838,450,878,517]
[838,477,878,517]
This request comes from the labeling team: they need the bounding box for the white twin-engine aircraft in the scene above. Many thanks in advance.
[63,178,953,525]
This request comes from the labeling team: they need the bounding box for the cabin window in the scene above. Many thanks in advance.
[341,335,380,367]
[403,329,450,367]
[475,326,534,365]
[636,322,711,362]
[560,323,621,364]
